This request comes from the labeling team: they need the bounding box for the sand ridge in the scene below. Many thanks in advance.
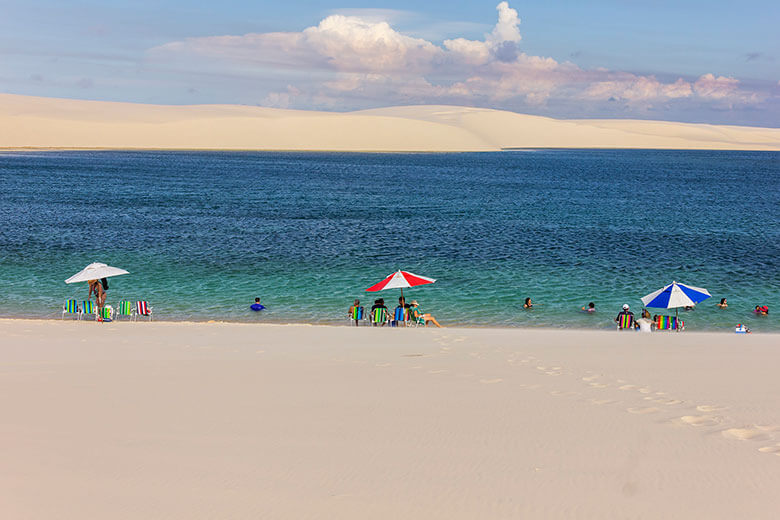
[1,94,779,151]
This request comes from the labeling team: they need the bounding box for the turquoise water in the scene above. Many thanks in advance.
[0,150,778,331]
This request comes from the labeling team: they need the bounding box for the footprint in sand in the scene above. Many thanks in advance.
[480,378,503,384]
[589,382,608,388]
[758,444,780,455]
[679,415,721,427]
[590,398,618,405]
[428,369,447,374]
[627,407,660,415]
[550,390,578,397]
[696,405,727,413]
[545,371,562,376]
[638,387,652,394]
[375,363,391,367]
[619,384,636,391]
[582,375,600,382]
[255,350,265,354]
[721,427,771,442]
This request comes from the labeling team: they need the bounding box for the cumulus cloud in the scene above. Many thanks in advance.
[150,2,764,116]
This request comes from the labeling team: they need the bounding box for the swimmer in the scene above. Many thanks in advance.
[250,297,265,311]
[716,298,728,309]
[523,297,533,309]
[581,302,596,313]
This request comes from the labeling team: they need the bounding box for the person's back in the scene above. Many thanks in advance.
[251,297,265,311]
[615,304,635,330]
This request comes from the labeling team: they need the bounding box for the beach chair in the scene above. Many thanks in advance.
[81,300,97,321]
[349,306,365,326]
[616,313,635,330]
[408,308,426,327]
[99,305,113,322]
[62,299,80,320]
[115,301,135,321]
[655,316,684,331]
[391,306,409,327]
[135,301,153,321]
[371,307,388,327]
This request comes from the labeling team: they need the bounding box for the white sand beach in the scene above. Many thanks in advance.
[1,319,779,519]
[2,93,779,151]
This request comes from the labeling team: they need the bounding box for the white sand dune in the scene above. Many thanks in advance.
[1,319,779,519]
[1,93,779,151]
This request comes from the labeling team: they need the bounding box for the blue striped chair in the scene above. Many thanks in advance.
[81,300,97,321]
[62,299,80,320]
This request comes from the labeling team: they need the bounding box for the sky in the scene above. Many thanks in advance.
[1,0,779,126]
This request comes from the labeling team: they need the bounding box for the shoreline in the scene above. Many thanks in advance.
[2,317,775,335]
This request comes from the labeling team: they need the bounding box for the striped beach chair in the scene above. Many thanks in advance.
[349,306,364,326]
[371,306,388,327]
[115,301,135,321]
[392,306,409,327]
[99,305,113,321]
[655,316,684,331]
[62,299,80,320]
[135,301,153,321]
[616,312,635,330]
[81,300,97,321]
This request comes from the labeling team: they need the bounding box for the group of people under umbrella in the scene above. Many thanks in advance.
[354,273,723,332]
[350,270,442,327]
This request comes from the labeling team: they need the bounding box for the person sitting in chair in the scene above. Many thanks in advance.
[615,304,635,330]
[409,300,442,328]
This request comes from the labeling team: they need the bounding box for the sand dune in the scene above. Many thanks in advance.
[1,93,779,151]
[1,320,779,519]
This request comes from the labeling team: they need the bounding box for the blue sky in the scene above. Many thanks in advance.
[2,1,778,125]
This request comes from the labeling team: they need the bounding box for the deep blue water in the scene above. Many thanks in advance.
[1,150,778,331]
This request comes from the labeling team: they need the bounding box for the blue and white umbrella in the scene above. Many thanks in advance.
[641,281,712,309]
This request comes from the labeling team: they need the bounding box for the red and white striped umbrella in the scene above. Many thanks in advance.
[366,270,436,292]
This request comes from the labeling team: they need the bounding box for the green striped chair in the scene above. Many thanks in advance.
[116,301,135,321]
[371,307,388,327]
[99,305,113,321]
[62,299,80,320]
[81,300,97,321]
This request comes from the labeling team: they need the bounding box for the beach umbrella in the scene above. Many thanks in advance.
[641,281,711,309]
[366,270,436,303]
[640,281,711,328]
[65,262,129,284]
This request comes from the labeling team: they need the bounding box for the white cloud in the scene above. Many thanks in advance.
[693,73,739,99]
[150,2,764,115]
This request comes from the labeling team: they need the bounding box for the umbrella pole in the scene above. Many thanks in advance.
[676,308,679,333]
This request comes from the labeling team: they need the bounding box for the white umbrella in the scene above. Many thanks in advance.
[65,262,129,284]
